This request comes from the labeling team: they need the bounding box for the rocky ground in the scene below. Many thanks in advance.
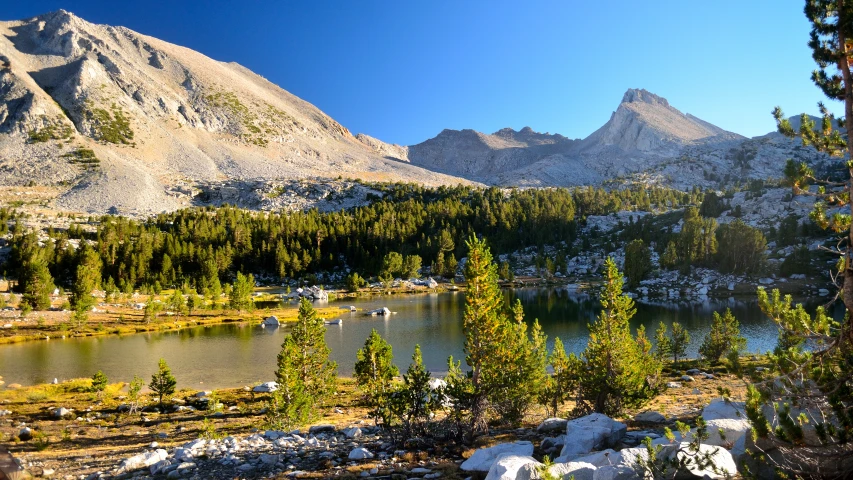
[1,358,765,480]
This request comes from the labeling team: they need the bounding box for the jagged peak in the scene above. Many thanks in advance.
[621,88,670,107]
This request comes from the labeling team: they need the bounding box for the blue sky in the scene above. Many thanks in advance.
[1,1,832,145]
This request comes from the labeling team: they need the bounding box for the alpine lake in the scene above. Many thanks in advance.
[0,288,836,390]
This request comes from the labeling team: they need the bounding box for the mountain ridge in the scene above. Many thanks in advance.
[0,11,828,214]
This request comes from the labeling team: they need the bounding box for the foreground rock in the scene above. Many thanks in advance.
[557,413,627,460]
[484,454,541,480]
[461,441,534,472]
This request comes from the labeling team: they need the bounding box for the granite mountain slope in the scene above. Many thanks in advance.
[0,10,461,215]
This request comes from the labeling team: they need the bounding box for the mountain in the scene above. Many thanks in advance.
[405,88,828,189]
[0,11,829,215]
[579,89,743,154]
[0,10,468,215]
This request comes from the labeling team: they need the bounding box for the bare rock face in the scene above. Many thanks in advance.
[580,88,742,155]
[0,10,469,215]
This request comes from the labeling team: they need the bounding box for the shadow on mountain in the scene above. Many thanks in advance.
[28,58,84,92]
[5,21,48,56]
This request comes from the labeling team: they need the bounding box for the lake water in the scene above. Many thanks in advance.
[0,289,828,389]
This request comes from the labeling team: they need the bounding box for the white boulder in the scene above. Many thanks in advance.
[592,465,640,480]
[703,418,751,447]
[537,417,569,433]
[348,447,374,460]
[702,398,745,421]
[484,454,541,480]
[633,411,666,423]
[559,413,627,458]
[548,461,597,480]
[253,382,279,393]
[117,449,168,473]
[461,441,534,472]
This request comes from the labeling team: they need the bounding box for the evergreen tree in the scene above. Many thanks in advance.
[269,298,337,428]
[491,300,549,425]
[91,370,108,397]
[699,309,746,363]
[390,345,438,439]
[149,358,177,409]
[19,254,53,311]
[186,292,199,315]
[654,322,690,366]
[624,239,651,288]
[669,322,691,366]
[660,241,678,269]
[654,322,672,362]
[715,220,767,274]
[70,245,101,310]
[167,289,186,315]
[381,252,403,278]
[458,235,508,435]
[345,272,366,292]
[498,261,514,281]
[229,272,254,311]
[354,329,399,425]
[542,337,581,417]
[401,255,422,279]
[578,257,661,416]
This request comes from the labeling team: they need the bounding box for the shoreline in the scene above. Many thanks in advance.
[0,278,813,349]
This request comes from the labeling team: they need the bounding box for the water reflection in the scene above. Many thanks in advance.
[0,289,834,389]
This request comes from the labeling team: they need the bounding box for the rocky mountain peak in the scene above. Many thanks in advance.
[621,88,670,107]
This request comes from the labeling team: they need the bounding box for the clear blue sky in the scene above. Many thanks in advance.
[1,0,834,145]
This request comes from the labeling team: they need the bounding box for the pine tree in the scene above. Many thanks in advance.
[91,370,108,397]
[579,257,661,416]
[354,329,399,425]
[542,337,581,417]
[654,322,673,362]
[491,300,549,424]
[391,345,437,439]
[654,322,691,366]
[660,241,678,269]
[229,272,255,311]
[624,239,651,288]
[669,322,691,366]
[149,358,177,410]
[19,254,53,311]
[269,298,337,429]
[70,245,101,310]
[699,309,745,364]
[458,235,508,435]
